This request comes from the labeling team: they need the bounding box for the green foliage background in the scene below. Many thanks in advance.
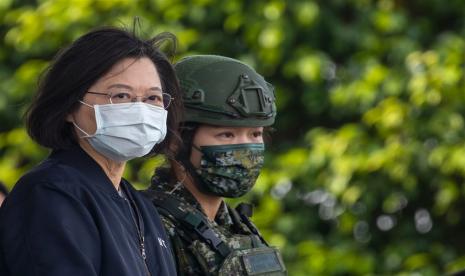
[1,0,465,275]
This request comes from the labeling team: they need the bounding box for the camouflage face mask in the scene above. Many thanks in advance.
[195,143,265,198]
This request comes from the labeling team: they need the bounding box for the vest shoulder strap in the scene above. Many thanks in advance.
[152,192,232,258]
[232,202,269,246]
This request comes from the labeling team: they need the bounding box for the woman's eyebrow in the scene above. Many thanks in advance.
[148,87,163,92]
[106,84,162,92]
[106,83,132,90]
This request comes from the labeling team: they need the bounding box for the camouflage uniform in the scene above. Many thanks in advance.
[145,170,286,276]
[144,55,286,275]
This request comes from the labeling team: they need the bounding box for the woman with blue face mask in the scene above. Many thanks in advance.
[0,27,180,276]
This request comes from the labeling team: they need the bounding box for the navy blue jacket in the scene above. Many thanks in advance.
[0,145,176,276]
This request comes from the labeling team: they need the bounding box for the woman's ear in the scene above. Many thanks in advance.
[65,113,74,123]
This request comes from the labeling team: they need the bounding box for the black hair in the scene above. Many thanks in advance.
[25,27,182,156]
[156,122,197,183]
[164,122,209,192]
[175,122,199,162]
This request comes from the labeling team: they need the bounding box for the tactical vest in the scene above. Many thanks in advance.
[152,193,287,276]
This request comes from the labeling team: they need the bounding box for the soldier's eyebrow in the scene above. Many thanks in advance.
[210,125,236,130]
[204,125,232,132]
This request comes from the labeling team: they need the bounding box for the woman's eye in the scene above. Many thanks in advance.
[147,95,162,102]
[113,92,131,99]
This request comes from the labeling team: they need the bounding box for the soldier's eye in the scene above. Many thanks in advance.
[252,131,263,138]
[217,132,234,138]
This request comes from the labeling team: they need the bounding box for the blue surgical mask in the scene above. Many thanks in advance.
[73,101,167,161]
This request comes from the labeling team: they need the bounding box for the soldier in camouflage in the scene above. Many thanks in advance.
[144,55,287,275]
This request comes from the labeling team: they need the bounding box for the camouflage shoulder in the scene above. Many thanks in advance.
[159,212,178,237]
[141,187,165,201]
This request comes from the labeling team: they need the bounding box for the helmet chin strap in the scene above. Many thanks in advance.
[176,123,222,197]
[191,144,202,153]
[176,144,219,197]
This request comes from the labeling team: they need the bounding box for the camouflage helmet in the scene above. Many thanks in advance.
[174,55,277,127]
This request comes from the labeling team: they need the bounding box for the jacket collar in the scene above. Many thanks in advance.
[49,143,123,198]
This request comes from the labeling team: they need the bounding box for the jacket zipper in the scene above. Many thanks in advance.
[122,189,151,276]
